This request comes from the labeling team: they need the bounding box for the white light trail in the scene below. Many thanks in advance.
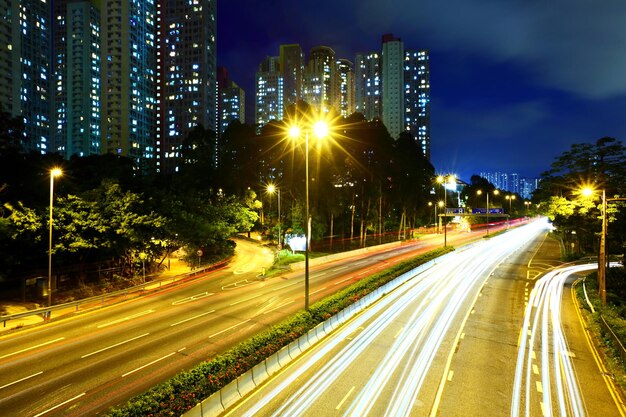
[510,262,616,417]
[237,220,549,417]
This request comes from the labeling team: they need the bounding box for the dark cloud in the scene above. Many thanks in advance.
[218,0,626,181]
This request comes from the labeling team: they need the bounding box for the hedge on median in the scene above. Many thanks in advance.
[105,246,454,417]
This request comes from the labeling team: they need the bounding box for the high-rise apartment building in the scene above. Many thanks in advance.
[354,51,382,121]
[217,66,245,134]
[3,0,52,153]
[255,56,283,128]
[279,44,303,108]
[61,1,102,157]
[336,58,355,117]
[100,0,157,171]
[404,49,430,159]
[303,46,337,113]
[156,0,217,173]
[381,34,404,140]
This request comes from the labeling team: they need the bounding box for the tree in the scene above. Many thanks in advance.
[534,137,626,260]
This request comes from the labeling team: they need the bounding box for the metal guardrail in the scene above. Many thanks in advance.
[1,258,230,329]
[600,315,626,366]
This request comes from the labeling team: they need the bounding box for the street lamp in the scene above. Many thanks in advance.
[582,186,626,304]
[505,195,516,213]
[48,168,62,308]
[477,189,499,236]
[289,120,329,311]
[524,200,531,215]
[436,175,455,247]
[267,184,281,249]
[428,201,443,232]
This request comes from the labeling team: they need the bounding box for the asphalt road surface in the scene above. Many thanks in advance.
[0,228,493,417]
[225,221,625,417]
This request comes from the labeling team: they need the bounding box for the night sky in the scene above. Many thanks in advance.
[217,0,626,182]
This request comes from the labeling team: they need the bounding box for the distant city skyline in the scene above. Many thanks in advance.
[217,1,626,181]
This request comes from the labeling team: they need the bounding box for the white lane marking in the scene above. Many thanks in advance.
[332,266,349,271]
[96,310,154,328]
[0,371,43,390]
[311,287,327,295]
[81,333,150,358]
[32,392,86,417]
[311,272,327,278]
[122,348,186,377]
[447,370,454,381]
[230,294,263,306]
[276,282,300,291]
[333,276,354,285]
[0,337,65,360]
[170,310,216,327]
[263,300,295,315]
[209,319,252,339]
[172,292,214,306]
[336,386,355,410]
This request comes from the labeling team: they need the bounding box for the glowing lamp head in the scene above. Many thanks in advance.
[476,190,482,196]
[313,121,329,139]
[51,168,62,178]
[581,187,594,197]
[289,126,301,139]
[267,184,276,194]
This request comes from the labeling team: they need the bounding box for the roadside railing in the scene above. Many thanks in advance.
[1,258,230,329]
[600,315,626,366]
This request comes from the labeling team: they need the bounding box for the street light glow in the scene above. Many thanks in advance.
[289,125,301,138]
[313,120,329,139]
[581,187,594,197]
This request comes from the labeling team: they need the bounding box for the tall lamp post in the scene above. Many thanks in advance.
[289,120,329,311]
[505,195,516,213]
[477,189,498,236]
[582,187,626,304]
[48,168,62,308]
[267,184,281,249]
[436,175,455,247]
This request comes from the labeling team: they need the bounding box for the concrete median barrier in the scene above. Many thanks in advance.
[252,361,269,385]
[200,391,224,417]
[265,352,281,376]
[277,345,292,367]
[237,370,256,398]
[288,339,302,358]
[220,379,241,410]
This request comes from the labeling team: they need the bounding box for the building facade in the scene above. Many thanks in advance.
[279,44,303,109]
[303,46,337,114]
[354,51,382,121]
[52,0,103,158]
[404,49,430,160]
[336,58,355,117]
[156,0,217,173]
[217,66,245,134]
[4,0,52,153]
[381,34,404,140]
[255,56,283,128]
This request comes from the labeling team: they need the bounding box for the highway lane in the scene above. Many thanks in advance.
[225,220,550,417]
[510,262,625,417]
[0,229,490,416]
